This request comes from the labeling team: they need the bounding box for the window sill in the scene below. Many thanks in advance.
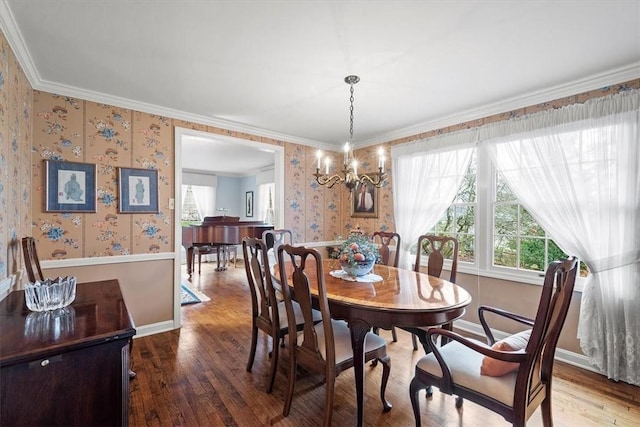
[457,264,585,293]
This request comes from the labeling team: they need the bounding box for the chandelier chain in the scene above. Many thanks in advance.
[349,84,355,144]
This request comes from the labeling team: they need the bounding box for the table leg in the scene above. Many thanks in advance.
[349,319,371,427]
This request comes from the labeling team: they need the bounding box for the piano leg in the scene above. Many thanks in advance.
[215,245,232,271]
[214,246,224,271]
[223,246,229,270]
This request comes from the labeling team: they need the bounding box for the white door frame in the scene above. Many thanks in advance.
[172,126,285,327]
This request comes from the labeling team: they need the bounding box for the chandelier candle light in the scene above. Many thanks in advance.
[314,75,387,191]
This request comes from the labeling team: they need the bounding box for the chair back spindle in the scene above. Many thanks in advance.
[21,237,44,283]
[263,229,293,254]
[414,234,459,283]
[372,231,401,267]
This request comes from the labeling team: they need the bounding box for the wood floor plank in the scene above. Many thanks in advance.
[129,262,640,426]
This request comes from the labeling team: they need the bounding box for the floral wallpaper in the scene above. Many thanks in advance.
[0,31,32,279]
[283,142,355,244]
[30,93,175,259]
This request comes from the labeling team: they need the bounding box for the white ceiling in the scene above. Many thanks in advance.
[180,133,276,176]
[2,0,639,173]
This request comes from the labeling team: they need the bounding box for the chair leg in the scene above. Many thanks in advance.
[409,377,425,427]
[455,396,463,408]
[323,374,336,427]
[378,354,392,412]
[266,335,279,393]
[414,331,432,355]
[391,326,398,342]
[412,332,418,351]
[283,353,297,417]
[541,394,553,426]
[441,322,453,346]
[246,324,258,373]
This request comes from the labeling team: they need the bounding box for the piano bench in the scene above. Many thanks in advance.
[195,245,240,272]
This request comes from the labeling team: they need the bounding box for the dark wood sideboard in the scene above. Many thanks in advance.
[0,279,136,426]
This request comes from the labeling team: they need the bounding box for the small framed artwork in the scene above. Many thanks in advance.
[245,191,254,217]
[45,160,97,212]
[118,167,159,213]
[351,181,379,218]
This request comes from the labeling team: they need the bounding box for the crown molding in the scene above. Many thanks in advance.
[34,78,330,148]
[357,63,640,148]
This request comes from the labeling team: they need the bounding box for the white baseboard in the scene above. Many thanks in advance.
[454,320,602,375]
[131,320,179,339]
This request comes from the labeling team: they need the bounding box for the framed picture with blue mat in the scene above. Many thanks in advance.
[118,167,159,213]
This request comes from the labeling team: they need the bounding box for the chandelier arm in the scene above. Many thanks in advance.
[359,171,387,188]
[314,172,344,188]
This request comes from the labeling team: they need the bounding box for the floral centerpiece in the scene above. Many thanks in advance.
[333,233,380,277]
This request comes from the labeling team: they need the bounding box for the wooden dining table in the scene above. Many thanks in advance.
[274,258,472,427]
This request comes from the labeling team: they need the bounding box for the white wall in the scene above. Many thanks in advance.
[215,176,242,217]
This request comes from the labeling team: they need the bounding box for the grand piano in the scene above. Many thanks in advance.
[182,215,273,276]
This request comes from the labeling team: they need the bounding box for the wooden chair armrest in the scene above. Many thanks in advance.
[424,328,527,394]
[426,328,527,363]
[478,306,534,345]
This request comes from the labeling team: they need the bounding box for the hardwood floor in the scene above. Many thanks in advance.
[129,262,639,426]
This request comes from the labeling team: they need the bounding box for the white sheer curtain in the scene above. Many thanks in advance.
[482,89,640,385]
[190,185,216,220]
[258,183,274,224]
[391,132,475,269]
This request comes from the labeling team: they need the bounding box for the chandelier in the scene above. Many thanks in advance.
[314,75,387,190]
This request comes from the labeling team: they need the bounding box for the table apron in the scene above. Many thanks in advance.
[327,303,466,330]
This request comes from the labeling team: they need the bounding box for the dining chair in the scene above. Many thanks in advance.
[399,234,459,352]
[409,256,578,427]
[242,237,319,393]
[21,237,44,283]
[372,231,401,268]
[371,231,401,342]
[277,244,391,427]
[262,229,293,265]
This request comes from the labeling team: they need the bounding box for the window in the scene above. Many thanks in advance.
[180,184,216,225]
[431,150,476,263]
[493,172,568,274]
[425,145,586,282]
